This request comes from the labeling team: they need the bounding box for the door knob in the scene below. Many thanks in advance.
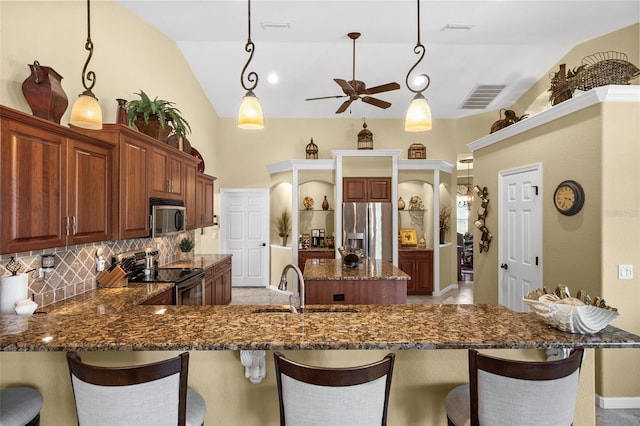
[500,263,508,270]
[261,243,266,247]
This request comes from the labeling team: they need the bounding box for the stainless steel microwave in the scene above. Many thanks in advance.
[150,198,186,238]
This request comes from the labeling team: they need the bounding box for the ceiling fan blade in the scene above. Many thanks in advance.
[334,78,355,94]
[362,96,392,109]
[336,99,353,114]
[365,82,400,95]
[305,95,348,101]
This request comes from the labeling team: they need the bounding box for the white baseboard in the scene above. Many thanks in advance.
[434,283,458,297]
[595,394,640,409]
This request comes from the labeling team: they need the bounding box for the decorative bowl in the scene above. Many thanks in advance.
[524,297,619,334]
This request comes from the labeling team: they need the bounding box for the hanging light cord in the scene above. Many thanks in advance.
[80,0,96,95]
[405,0,430,94]
[240,0,258,92]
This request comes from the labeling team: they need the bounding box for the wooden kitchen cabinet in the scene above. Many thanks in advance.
[118,134,151,239]
[150,146,184,200]
[398,250,433,295]
[0,106,112,254]
[184,162,198,229]
[204,257,232,305]
[298,250,335,273]
[140,288,174,305]
[195,173,216,229]
[343,177,391,202]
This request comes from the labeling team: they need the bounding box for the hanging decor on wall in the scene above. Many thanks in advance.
[473,185,492,252]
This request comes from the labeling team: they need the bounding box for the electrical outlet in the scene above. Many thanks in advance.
[618,264,633,280]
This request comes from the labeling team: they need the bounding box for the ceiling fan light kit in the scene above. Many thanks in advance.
[306,32,399,114]
[238,0,264,130]
[404,0,432,132]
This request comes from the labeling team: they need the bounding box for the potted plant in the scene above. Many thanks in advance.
[126,90,191,141]
[274,210,291,246]
[178,236,195,261]
[439,206,452,244]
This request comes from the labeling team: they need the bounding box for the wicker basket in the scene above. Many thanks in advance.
[524,298,619,334]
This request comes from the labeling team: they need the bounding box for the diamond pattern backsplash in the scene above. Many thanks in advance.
[0,231,195,308]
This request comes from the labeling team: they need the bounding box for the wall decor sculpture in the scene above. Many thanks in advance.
[473,185,492,253]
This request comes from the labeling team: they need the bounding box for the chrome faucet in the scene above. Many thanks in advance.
[278,264,305,313]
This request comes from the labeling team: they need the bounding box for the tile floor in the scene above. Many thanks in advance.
[230,281,639,425]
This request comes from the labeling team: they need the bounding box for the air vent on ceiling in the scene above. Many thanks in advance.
[261,22,290,30]
[459,85,506,109]
[440,24,475,32]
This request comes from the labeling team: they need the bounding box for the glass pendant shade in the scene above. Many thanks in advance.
[404,93,432,132]
[70,92,102,130]
[237,91,264,130]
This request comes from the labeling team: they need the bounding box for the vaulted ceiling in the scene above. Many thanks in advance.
[118,0,639,120]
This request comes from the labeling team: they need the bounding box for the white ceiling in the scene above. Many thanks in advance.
[117,0,639,120]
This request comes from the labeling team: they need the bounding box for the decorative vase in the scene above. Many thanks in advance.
[21,60,68,124]
[398,197,406,210]
[133,116,172,142]
[178,250,193,262]
[116,99,128,124]
[281,235,288,246]
[439,228,446,245]
[322,196,329,211]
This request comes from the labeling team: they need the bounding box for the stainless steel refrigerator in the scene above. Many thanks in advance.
[343,202,392,262]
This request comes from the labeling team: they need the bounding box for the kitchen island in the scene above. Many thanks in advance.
[1,285,639,425]
[302,258,409,304]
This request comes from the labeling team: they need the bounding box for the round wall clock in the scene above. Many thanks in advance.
[553,180,585,216]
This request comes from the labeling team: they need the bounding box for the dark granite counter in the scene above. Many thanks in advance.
[2,296,639,351]
[163,254,231,270]
[303,258,410,281]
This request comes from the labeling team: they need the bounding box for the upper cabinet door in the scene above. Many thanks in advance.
[343,177,391,202]
[67,138,110,245]
[119,135,150,239]
[0,120,67,253]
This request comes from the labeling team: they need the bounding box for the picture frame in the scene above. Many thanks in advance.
[400,228,418,246]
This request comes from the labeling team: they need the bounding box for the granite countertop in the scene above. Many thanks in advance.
[163,254,231,270]
[2,302,639,352]
[299,248,335,252]
[303,259,410,281]
[399,247,434,252]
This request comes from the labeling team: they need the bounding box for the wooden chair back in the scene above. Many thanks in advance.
[66,351,190,426]
[274,352,395,426]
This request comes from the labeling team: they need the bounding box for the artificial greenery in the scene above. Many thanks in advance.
[126,90,191,138]
[178,237,194,253]
[274,210,291,238]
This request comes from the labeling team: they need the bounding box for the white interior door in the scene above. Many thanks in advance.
[499,164,542,311]
[220,189,269,287]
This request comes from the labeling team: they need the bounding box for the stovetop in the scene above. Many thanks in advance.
[113,248,203,284]
[128,268,204,284]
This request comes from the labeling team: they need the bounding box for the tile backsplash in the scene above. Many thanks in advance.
[0,231,195,308]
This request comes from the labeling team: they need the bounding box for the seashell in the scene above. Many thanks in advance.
[556,297,584,306]
[524,298,619,334]
[555,285,570,299]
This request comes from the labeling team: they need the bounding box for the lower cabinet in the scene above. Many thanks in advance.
[204,258,232,305]
[140,288,174,305]
[298,250,335,273]
[398,250,433,295]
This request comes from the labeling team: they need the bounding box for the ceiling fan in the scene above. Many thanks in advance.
[305,32,400,114]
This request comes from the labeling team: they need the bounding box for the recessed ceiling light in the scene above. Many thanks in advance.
[440,24,475,31]
[261,22,290,30]
[267,73,279,84]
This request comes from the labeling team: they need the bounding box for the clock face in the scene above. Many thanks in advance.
[553,180,584,216]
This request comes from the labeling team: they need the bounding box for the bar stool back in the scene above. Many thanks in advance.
[0,386,43,426]
[446,348,584,426]
[66,351,205,426]
[274,352,395,426]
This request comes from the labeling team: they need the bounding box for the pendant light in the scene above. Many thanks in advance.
[404,0,432,132]
[458,158,473,209]
[237,0,264,130]
[69,0,102,130]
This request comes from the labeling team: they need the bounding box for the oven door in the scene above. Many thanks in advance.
[175,273,205,306]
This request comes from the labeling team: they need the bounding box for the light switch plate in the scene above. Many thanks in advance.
[618,264,633,280]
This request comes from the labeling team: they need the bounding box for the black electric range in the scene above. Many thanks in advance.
[114,249,204,305]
